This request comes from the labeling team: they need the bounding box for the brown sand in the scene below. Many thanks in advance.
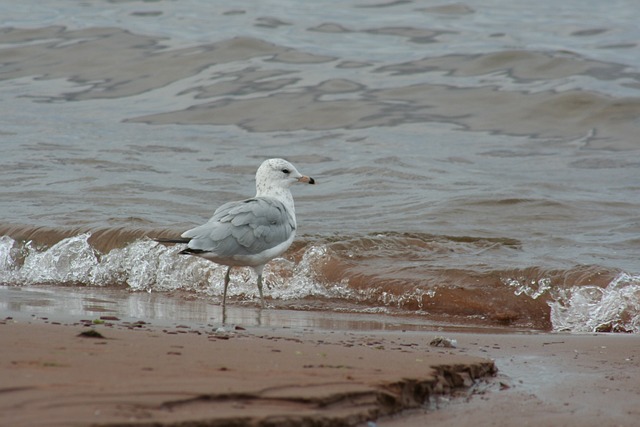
[379,332,640,427]
[1,317,493,427]
[1,316,638,427]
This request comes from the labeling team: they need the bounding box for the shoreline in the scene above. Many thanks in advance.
[1,286,638,426]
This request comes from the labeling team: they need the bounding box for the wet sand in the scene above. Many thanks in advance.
[2,312,638,426]
[379,332,640,427]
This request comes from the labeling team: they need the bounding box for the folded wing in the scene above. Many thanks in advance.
[181,197,295,257]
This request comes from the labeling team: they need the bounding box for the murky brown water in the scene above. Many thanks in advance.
[1,0,639,332]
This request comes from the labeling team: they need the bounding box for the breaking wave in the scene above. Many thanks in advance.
[549,272,640,333]
[0,233,350,300]
[1,233,637,333]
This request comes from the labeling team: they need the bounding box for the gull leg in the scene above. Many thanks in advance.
[253,265,266,308]
[222,266,232,308]
[256,274,265,308]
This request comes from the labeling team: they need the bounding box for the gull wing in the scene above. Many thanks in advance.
[181,197,295,257]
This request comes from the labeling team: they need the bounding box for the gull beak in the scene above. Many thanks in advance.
[297,175,316,185]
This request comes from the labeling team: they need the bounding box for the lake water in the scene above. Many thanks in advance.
[1,0,639,332]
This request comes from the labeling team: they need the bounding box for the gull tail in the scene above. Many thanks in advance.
[153,237,206,256]
[154,237,191,244]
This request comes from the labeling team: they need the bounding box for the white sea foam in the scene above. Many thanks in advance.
[0,234,351,303]
[549,272,640,333]
[504,277,552,299]
[0,235,18,275]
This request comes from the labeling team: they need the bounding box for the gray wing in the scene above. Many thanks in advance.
[181,197,295,257]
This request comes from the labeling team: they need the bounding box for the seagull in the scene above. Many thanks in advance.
[157,158,315,309]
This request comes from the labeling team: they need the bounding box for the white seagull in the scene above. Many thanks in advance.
[158,158,315,308]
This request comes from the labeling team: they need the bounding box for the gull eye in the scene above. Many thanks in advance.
[282,168,290,174]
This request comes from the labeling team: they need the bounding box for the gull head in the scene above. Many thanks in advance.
[255,158,315,196]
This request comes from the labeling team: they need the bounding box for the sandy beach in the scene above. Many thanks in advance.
[1,310,637,427]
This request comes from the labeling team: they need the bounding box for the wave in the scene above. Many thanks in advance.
[1,231,637,333]
[549,273,640,333]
